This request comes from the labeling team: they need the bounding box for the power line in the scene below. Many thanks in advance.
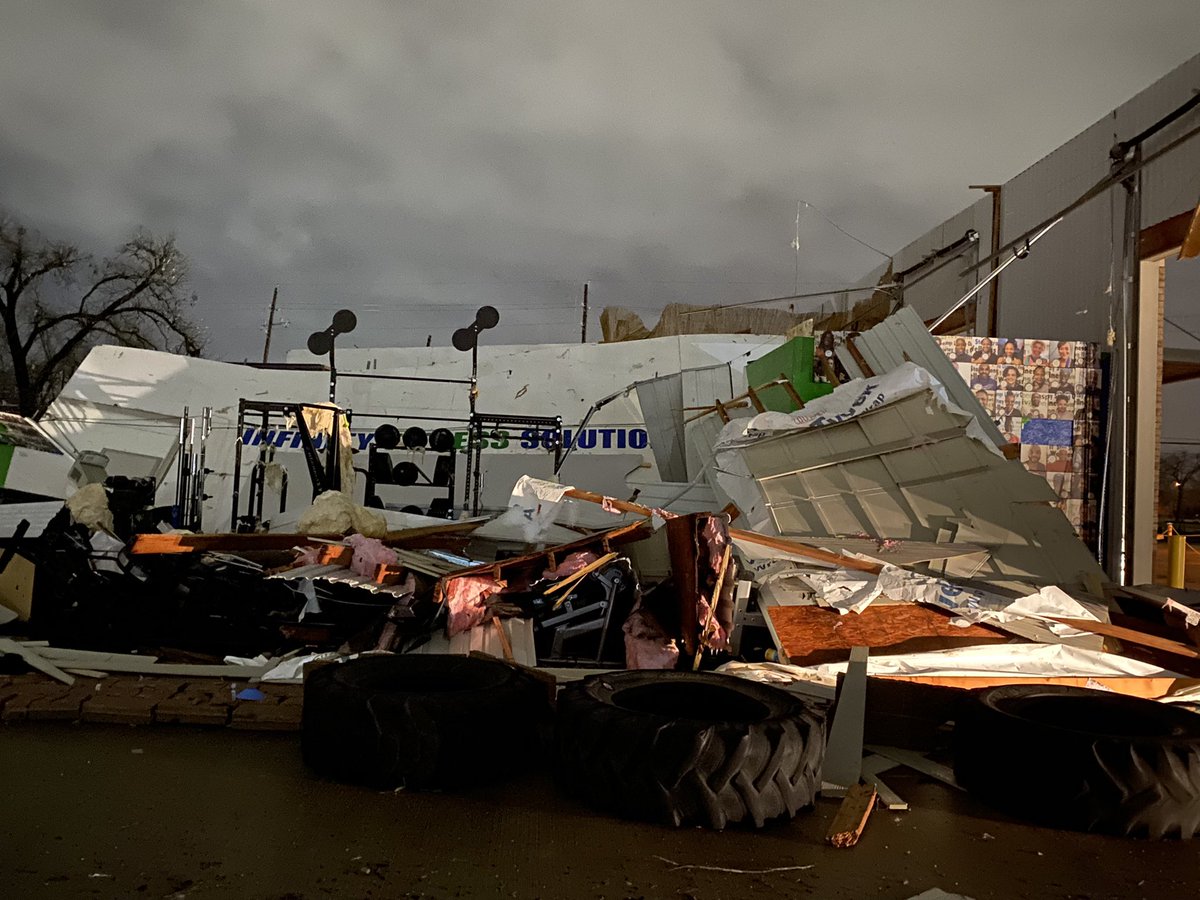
[1166,315,1200,344]
[797,199,892,260]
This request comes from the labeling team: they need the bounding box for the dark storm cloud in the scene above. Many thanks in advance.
[2,1,1199,360]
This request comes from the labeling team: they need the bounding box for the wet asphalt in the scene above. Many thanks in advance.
[1,723,1197,899]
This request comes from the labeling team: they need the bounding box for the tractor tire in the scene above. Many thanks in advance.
[954,684,1200,839]
[302,654,551,790]
[555,670,826,829]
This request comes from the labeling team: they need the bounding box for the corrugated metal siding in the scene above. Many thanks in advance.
[890,199,992,326]
[997,115,1116,343]
[634,362,735,482]
[680,363,735,410]
[888,52,1200,342]
[634,373,687,481]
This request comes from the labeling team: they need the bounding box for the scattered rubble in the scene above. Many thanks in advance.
[3,309,1200,841]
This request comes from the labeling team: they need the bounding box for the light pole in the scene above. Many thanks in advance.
[452,305,499,417]
[307,309,358,403]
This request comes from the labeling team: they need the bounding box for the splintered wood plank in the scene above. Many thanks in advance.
[1050,617,1200,660]
[441,521,650,589]
[491,617,515,662]
[783,537,989,569]
[875,674,1183,700]
[764,604,1008,666]
[729,530,884,574]
[826,782,877,848]
[130,532,344,555]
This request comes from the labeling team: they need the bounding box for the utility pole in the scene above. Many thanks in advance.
[581,282,589,343]
[261,285,279,364]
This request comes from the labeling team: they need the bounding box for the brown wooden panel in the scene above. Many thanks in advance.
[766,603,1008,666]
[1140,208,1195,260]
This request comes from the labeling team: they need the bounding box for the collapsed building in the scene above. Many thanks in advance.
[3,55,1200,845]
[3,302,1199,839]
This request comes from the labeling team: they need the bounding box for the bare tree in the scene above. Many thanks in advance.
[0,215,205,416]
[1160,450,1200,524]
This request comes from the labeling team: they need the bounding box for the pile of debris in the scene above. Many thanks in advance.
[3,309,1200,842]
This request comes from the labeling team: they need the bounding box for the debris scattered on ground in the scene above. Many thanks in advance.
[3,307,1199,840]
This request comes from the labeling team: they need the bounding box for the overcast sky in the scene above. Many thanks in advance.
[2,1,1199,362]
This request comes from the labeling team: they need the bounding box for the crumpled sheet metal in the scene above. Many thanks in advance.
[722,387,1104,591]
[266,564,417,598]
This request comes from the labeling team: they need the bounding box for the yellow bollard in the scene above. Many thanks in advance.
[1168,533,1186,589]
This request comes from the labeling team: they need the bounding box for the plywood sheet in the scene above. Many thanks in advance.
[765,603,1009,666]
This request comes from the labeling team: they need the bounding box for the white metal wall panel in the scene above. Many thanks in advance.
[836,307,1007,446]
[680,363,735,411]
[734,393,1104,590]
[633,373,687,482]
[634,363,736,483]
[889,200,992,326]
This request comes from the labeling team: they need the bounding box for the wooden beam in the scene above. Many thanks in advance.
[491,617,515,663]
[1181,198,1200,260]
[129,519,483,555]
[561,488,669,519]
[728,529,883,574]
[442,520,650,584]
[129,532,342,555]
[825,782,877,848]
[693,544,733,670]
[1139,208,1195,260]
[780,376,806,410]
[547,551,620,601]
[745,384,766,413]
[843,336,875,377]
[6,642,271,679]
[1049,617,1200,660]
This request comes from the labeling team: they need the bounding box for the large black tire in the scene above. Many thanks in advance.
[954,685,1200,839]
[302,654,551,790]
[555,671,826,829]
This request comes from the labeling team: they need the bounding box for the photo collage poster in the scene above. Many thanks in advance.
[937,335,1102,542]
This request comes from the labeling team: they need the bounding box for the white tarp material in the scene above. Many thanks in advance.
[713,361,1000,454]
[478,475,574,543]
[798,563,1106,633]
[719,643,1181,687]
[807,643,1180,680]
[483,474,665,543]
